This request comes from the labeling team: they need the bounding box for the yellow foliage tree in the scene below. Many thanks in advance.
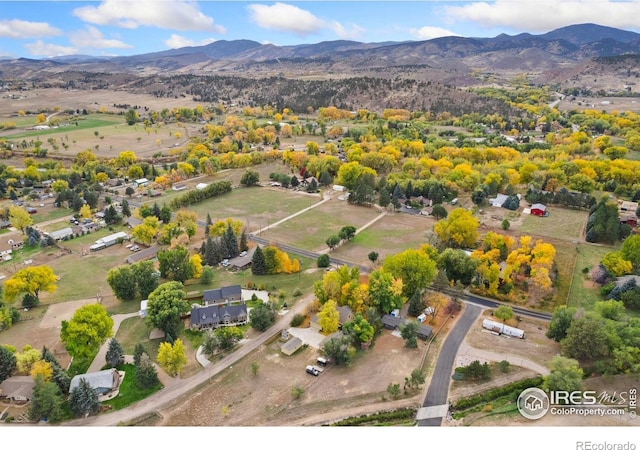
[157,339,187,377]
[16,345,41,374]
[318,300,339,334]
[30,360,52,381]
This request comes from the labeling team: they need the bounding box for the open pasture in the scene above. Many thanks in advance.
[260,198,380,252]
[186,186,319,234]
[332,211,433,266]
[514,205,587,241]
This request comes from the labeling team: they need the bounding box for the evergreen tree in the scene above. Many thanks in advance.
[251,245,266,275]
[68,378,100,418]
[29,376,64,422]
[204,237,215,266]
[104,204,120,225]
[152,202,161,219]
[135,353,159,389]
[290,176,299,188]
[224,224,239,258]
[159,205,172,224]
[408,289,425,317]
[205,213,213,234]
[105,338,125,368]
[121,199,131,217]
[379,186,391,207]
[133,343,147,367]
[239,230,249,252]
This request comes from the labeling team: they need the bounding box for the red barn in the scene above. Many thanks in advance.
[530,203,547,217]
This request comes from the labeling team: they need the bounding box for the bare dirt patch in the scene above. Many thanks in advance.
[160,328,429,426]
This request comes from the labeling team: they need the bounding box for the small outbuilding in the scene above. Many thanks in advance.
[530,203,547,217]
[280,337,303,356]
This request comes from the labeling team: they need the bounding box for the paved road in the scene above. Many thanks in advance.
[63,294,315,426]
[418,303,482,427]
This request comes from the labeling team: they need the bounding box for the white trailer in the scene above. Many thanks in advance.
[482,318,525,339]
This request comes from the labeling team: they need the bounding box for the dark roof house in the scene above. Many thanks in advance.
[381,314,432,340]
[203,284,242,304]
[190,303,248,330]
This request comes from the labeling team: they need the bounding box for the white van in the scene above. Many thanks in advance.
[451,198,459,205]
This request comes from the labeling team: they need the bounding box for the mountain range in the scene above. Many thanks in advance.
[2,23,639,81]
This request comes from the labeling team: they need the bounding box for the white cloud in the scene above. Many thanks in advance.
[331,22,366,40]
[164,34,216,49]
[247,3,325,36]
[24,40,78,58]
[247,2,366,40]
[69,26,132,49]
[444,0,640,33]
[73,0,226,33]
[410,26,459,40]
[0,19,61,39]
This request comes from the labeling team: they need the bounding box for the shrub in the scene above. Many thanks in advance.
[317,254,330,268]
[290,313,305,327]
[453,377,543,411]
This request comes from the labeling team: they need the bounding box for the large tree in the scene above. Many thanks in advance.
[157,246,195,283]
[68,377,100,418]
[433,208,479,248]
[135,353,159,389]
[61,303,113,360]
[367,268,405,314]
[3,265,57,304]
[251,245,266,275]
[145,281,189,343]
[105,338,125,368]
[0,345,17,383]
[437,248,478,286]
[322,336,356,366]
[382,248,438,299]
[562,313,610,361]
[157,339,187,377]
[400,321,419,348]
[28,375,64,422]
[249,302,275,332]
[106,265,137,301]
[546,306,577,342]
[318,300,339,334]
[8,205,33,234]
[543,356,584,394]
[342,313,374,346]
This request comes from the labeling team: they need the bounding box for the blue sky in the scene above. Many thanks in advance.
[2,1,640,58]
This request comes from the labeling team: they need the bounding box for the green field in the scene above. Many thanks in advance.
[5,114,122,139]
[261,200,380,251]
[517,206,587,240]
[186,186,319,233]
[567,242,618,309]
[332,212,432,266]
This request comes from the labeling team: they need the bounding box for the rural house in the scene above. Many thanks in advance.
[69,368,121,398]
[0,376,35,402]
[381,314,433,340]
[0,237,24,261]
[203,285,242,305]
[189,303,248,330]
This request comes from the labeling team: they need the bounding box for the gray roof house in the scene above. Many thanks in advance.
[203,285,242,305]
[381,314,432,340]
[0,376,36,402]
[190,303,248,330]
[280,337,303,356]
[69,368,121,397]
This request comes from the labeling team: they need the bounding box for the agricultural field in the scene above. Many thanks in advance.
[185,186,320,234]
[332,211,434,266]
[260,197,381,252]
[515,206,588,241]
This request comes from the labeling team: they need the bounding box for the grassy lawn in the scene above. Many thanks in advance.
[51,252,125,301]
[115,316,163,358]
[261,200,380,251]
[333,212,432,266]
[185,186,318,233]
[102,363,163,410]
[516,206,587,240]
[185,255,323,306]
[5,114,122,139]
[567,242,618,309]
[32,207,73,225]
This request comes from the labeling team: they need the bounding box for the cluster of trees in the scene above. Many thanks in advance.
[145,281,190,343]
[107,260,159,302]
[547,300,640,375]
[586,197,628,244]
[470,233,556,301]
[157,246,202,284]
[168,180,232,209]
[251,245,300,275]
[325,225,357,251]
[525,188,595,210]
[598,234,640,281]
[199,218,247,265]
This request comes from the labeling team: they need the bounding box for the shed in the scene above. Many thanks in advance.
[530,203,547,216]
[133,178,149,188]
[49,227,74,241]
[0,376,35,402]
[280,337,303,356]
[489,193,508,207]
